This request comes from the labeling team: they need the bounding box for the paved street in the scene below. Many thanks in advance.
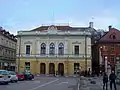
[88,76,120,90]
[0,76,120,90]
[0,77,79,90]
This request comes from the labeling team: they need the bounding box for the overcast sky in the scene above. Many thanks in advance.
[0,0,120,35]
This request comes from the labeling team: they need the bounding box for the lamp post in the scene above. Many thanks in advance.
[105,56,108,73]
[85,34,87,76]
[99,46,103,73]
[18,32,22,73]
[107,61,111,75]
[116,56,119,75]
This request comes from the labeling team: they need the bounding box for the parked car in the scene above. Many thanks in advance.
[8,71,18,83]
[0,70,10,85]
[16,72,25,81]
[24,72,34,80]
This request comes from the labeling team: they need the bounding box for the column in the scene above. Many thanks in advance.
[0,62,2,69]
[46,41,49,56]
[64,40,68,56]
[55,41,58,56]
[36,41,39,55]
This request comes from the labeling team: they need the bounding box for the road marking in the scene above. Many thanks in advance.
[29,79,59,90]
[57,82,68,85]
[77,83,80,90]
[34,81,41,83]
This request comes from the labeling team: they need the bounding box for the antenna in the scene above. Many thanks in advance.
[91,17,95,22]
[52,12,55,25]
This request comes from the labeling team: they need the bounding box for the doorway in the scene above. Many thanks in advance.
[49,63,55,74]
[40,63,46,74]
[58,63,64,76]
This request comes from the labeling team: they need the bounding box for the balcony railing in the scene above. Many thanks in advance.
[16,54,91,59]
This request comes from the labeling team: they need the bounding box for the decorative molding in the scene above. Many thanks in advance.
[24,41,32,44]
[48,25,57,30]
[72,41,81,44]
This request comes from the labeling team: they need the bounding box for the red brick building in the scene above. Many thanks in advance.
[96,26,120,73]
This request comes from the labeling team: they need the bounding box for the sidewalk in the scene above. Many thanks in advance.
[87,76,120,90]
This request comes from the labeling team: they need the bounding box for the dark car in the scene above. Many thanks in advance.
[24,72,34,80]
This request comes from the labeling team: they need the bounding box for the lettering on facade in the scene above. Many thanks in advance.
[72,41,81,44]
[24,41,32,44]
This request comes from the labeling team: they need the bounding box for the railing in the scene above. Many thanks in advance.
[0,55,16,60]
[17,30,91,36]
[16,54,91,59]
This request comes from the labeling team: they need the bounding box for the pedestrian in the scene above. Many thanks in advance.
[109,71,117,90]
[103,72,108,90]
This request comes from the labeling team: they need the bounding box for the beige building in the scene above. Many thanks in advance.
[0,27,17,71]
[16,23,93,75]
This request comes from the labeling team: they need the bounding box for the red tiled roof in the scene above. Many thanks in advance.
[31,25,89,31]
[97,28,120,43]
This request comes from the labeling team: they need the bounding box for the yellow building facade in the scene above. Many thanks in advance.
[16,25,92,76]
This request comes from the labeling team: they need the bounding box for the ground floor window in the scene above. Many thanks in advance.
[10,66,15,71]
[25,62,30,72]
[74,63,79,74]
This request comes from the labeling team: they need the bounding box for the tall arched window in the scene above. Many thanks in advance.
[49,43,55,55]
[41,43,46,55]
[58,43,64,55]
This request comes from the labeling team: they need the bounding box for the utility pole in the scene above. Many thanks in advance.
[18,34,21,73]
[85,34,87,76]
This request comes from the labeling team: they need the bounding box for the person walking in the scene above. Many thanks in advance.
[109,71,117,90]
[103,72,108,90]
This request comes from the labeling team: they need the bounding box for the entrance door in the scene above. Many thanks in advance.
[58,63,64,76]
[49,63,55,74]
[40,63,46,74]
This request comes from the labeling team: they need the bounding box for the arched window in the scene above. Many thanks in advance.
[49,43,55,55]
[41,43,46,55]
[58,43,64,55]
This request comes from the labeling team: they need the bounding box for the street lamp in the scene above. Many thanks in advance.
[105,56,108,73]
[107,61,111,75]
[18,32,22,73]
[84,33,87,76]
[116,56,119,75]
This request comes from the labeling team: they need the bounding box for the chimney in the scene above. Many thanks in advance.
[89,22,93,28]
[108,25,112,31]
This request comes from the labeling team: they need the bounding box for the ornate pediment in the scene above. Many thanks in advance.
[48,25,57,30]
[24,41,32,44]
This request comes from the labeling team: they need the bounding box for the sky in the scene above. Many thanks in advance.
[0,0,120,35]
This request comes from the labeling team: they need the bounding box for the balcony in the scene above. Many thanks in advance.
[16,54,91,59]
[17,30,91,36]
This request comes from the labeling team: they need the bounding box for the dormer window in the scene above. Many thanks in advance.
[109,33,116,39]
[112,35,116,39]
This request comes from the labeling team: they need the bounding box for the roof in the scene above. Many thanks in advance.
[97,27,120,44]
[31,25,89,31]
[0,27,17,42]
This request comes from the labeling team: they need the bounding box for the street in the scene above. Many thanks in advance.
[0,76,120,90]
[0,77,79,90]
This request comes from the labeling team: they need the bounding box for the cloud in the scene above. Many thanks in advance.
[2,9,120,35]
